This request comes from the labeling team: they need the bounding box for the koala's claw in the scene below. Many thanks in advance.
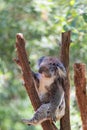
[51,114,57,123]
[53,116,57,123]
[22,119,31,125]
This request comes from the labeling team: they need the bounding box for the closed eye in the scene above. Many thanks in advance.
[53,63,56,66]
[57,64,63,70]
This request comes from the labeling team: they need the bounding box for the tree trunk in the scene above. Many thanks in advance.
[60,31,71,130]
[14,33,58,130]
[74,63,87,130]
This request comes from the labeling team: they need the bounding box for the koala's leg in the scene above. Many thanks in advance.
[22,94,65,126]
[22,103,51,126]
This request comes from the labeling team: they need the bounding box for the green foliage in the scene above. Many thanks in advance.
[0,0,87,130]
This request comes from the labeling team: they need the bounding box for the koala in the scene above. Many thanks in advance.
[22,56,66,125]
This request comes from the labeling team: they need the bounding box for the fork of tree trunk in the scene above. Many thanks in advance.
[15,31,87,130]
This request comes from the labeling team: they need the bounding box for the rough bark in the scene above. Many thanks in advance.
[14,33,58,130]
[74,63,87,130]
[60,31,71,130]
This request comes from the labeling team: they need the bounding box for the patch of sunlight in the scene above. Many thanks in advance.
[70,0,75,6]
[0,72,11,92]
[40,36,55,48]
[0,0,6,11]
[34,0,53,6]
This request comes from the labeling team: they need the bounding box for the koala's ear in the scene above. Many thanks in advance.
[38,56,45,66]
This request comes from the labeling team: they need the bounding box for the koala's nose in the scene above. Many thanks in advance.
[39,66,48,73]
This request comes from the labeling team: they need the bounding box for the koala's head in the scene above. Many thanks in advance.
[38,56,66,79]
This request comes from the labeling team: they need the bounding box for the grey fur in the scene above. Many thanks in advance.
[22,56,66,125]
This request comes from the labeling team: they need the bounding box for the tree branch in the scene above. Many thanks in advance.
[60,31,71,130]
[74,63,87,130]
[14,33,58,130]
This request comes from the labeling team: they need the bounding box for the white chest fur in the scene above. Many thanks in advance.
[38,74,55,96]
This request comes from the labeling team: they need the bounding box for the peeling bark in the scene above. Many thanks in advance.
[60,31,71,130]
[14,33,58,130]
[74,63,87,130]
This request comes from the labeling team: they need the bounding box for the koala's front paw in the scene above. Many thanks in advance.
[22,118,38,126]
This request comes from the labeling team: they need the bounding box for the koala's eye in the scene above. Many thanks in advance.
[57,64,59,66]
[57,64,59,67]
[53,63,55,66]
[56,63,61,68]
[57,63,61,66]
[57,63,63,70]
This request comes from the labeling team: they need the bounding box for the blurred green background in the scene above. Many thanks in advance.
[0,0,87,130]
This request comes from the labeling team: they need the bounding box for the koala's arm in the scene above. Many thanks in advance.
[32,71,39,88]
